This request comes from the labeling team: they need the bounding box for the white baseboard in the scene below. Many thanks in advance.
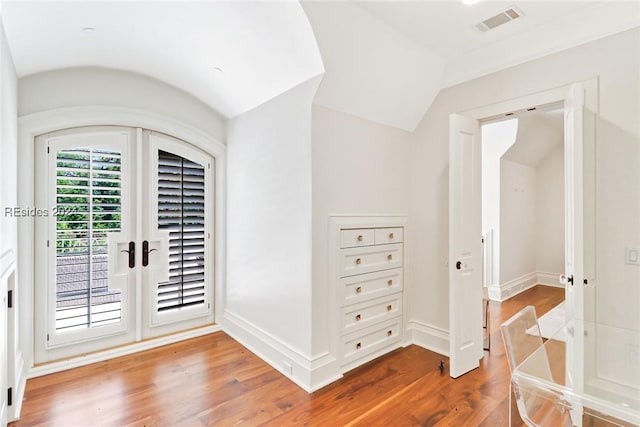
[492,272,538,301]
[28,324,222,379]
[406,320,449,357]
[222,310,341,393]
[536,271,564,288]
[486,284,502,301]
[488,271,564,301]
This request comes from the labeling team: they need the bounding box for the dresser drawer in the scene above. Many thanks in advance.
[374,227,404,245]
[341,294,402,335]
[341,318,402,366]
[339,268,403,307]
[340,243,403,277]
[340,228,375,248]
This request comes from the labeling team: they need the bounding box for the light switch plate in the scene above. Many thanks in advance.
[626,246,640,266]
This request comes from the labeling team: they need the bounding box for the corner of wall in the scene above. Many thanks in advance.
[493,271,538,301]
[488,271,563,301]
[222,310,341,392]
[406,320,449,357]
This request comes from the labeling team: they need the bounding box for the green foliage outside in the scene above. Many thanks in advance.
[56,150,122,255]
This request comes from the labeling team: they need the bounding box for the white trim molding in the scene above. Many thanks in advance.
[223,310,341,392]
[406,320,449,357]
[494,271,538,301]
[536,271,564,288]
[28,325,221,379]
[488,271,565,301]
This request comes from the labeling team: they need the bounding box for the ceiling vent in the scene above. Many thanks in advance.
[476,7,523,32]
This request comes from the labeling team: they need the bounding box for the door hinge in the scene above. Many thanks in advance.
[47,146,50,154]
[583,279,588,286]
[207,233,211,239]
[8,387,12,406]
[47,240,50,248]
[7,290,12,308]
[481,236,485,243]
[47,333,50,342]
[208,163,211,169]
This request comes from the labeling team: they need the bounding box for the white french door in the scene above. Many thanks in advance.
[141,131,214,338]
[35,126,214,362]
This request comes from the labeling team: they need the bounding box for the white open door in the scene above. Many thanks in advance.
[564,82,585,323]
[564,82,588,425]
[449,113,483,378]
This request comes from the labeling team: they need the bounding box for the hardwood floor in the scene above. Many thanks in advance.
[10,285,564,427]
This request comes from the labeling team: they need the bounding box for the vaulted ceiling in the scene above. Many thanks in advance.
[2,1,638,131]
[1,1,324,118]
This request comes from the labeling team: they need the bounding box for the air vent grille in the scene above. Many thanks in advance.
[476,7,522,32]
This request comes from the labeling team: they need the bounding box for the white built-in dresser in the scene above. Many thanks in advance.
[331,216,407,373]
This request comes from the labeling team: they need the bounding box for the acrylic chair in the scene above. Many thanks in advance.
[500,306,573,427]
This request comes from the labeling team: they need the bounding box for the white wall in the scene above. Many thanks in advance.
[481,119,518,286]
[225,76,321,387]
[536,145,565,276]
[0,16,17,266]
[0,14,21,422]
[302,1,444,131]
[408,28,640,335]
[311,105,411,357]
[499,159,537,284]
[19,67,226,143]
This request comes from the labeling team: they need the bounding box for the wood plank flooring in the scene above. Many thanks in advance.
[10,285,564,427]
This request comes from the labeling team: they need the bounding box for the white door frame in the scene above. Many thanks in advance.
[449,78,597,375]
[18,106,226,378]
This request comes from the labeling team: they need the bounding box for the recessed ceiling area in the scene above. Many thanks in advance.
[1,1,324,119]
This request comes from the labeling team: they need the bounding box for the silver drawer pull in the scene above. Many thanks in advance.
[356,286,362,293]
[387,330,393,337]
[357,235,363,242]
[355,314,361,321]
[387,254,392,261]
[389,232,394,239]
[356,342,362,350]
[355,258,362,265]
[387,305,392,312]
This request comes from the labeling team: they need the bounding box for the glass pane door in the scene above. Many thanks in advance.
[143,131,213,338]
[55,148,123,331]
[35,127,214,361]
[37,127,135,361]
[157,150,206,312]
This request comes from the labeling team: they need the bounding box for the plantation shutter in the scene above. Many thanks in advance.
[55,148,122,331]
[157,150,206,312]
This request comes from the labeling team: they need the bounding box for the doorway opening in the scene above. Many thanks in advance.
[481,105,565,302]
[448,81,595,378]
